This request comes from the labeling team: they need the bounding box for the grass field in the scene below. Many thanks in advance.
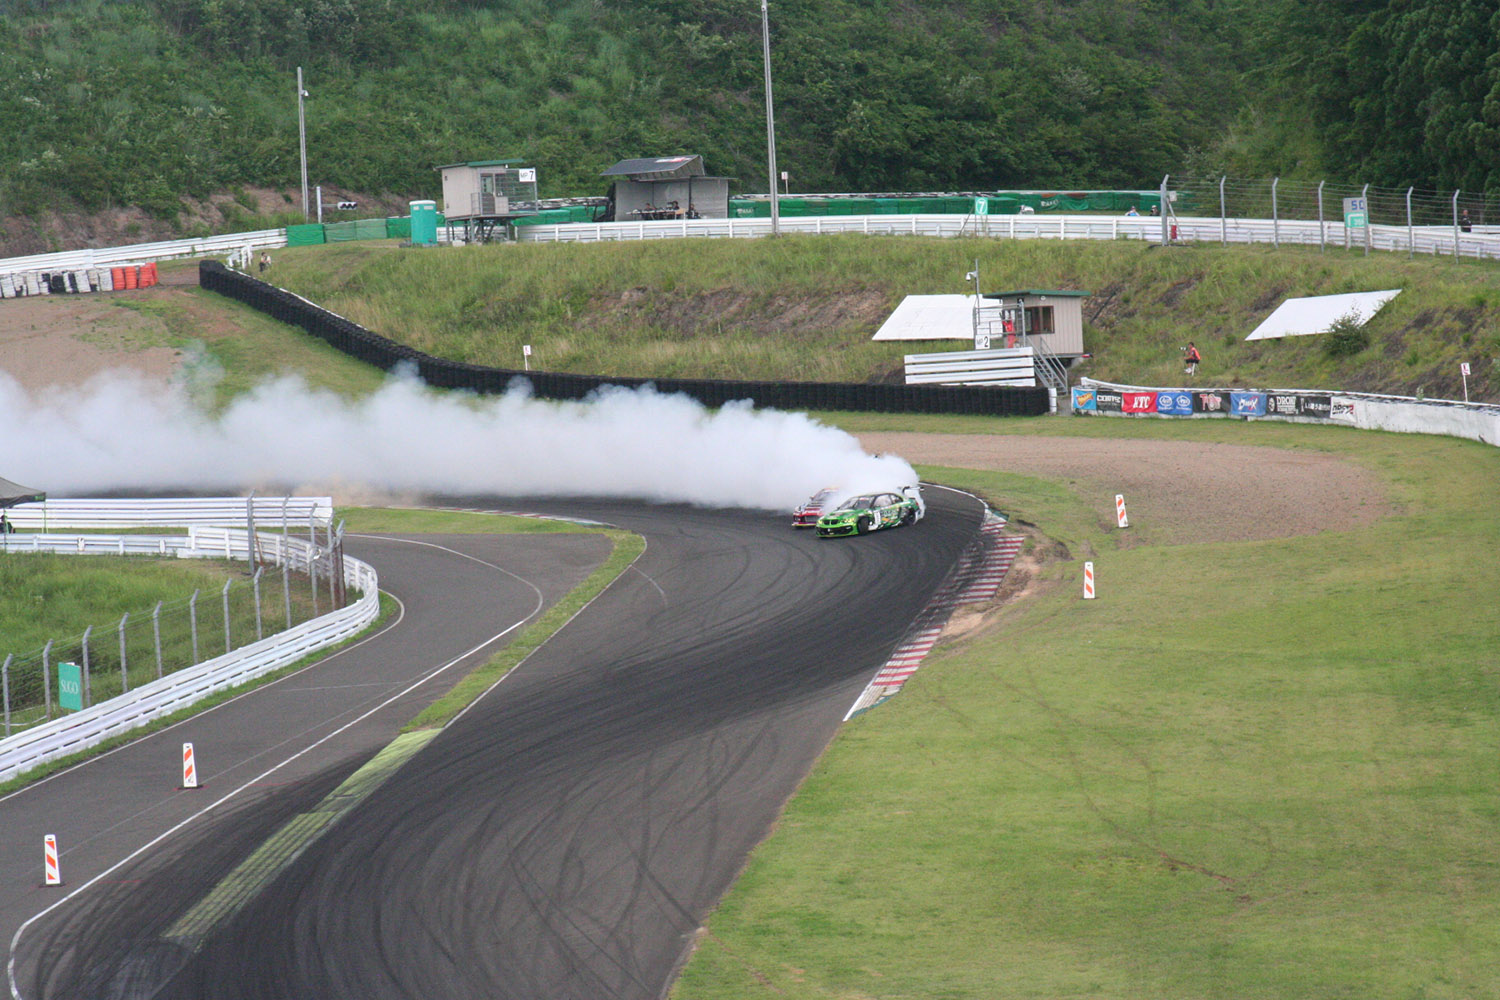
[671,418,1500,1000]
[261,235,1500,402]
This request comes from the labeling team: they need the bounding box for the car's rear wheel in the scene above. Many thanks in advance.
[901,507,916,526]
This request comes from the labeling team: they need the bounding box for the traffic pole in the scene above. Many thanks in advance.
[1083,561,1096,600]
[182,742,199,789]
[43,835,61,886]
[1115,494,1129,529]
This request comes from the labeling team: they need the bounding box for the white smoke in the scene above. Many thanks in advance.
[0,369,917,510]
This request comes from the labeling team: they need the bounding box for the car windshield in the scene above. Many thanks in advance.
[836,496,876,511]
[808,489,837,504]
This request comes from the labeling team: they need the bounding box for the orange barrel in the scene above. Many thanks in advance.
[111,267,126,289]
[140,262,158,287]
[123,266,138,289]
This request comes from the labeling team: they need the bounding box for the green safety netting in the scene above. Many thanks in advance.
[730,191,1164,217]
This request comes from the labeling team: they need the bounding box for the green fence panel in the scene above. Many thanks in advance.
[385,216,412,239]
[285,223,326,247]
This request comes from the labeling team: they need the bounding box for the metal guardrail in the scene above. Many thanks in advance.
[516,213,1500,261]
[0,228,286,281]
[905,347,1037,386]
[0,524,378,784]
[2,496,332,532]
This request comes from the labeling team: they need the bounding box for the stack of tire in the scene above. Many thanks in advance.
[0,262,158,299]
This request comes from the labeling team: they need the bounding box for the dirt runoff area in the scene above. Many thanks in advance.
[859,431,1394,545]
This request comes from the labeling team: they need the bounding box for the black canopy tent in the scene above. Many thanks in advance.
[0,476,45,509]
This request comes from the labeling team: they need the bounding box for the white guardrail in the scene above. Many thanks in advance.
[905,346,1037,386]
[516,213,1500,261]
[0,228,285,284]
[1,496,332,532]
[0,504,377,784]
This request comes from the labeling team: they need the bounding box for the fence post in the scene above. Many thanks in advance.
[245,493,257,569]
[222,578,233,654]
[1317,180,1325,253]
[1362,183,1370,256]
[283,558,292,629]
[1271,177,1280,248]
[308,548,320,617]
[1406,186,1414,257]
[118,612,129,693]
[252,566,264,640]
[3,654,11,738]
[43,639,52,717]
[189,589,200,663]
[1451,189,1460,258]
[1219,176,1227,246]
[81,625,92,707]
[153,602,163,679]
[1159,175,1170,245]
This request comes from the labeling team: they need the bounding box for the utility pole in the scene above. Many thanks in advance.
[761,0,779,236]
[297,67,310,221]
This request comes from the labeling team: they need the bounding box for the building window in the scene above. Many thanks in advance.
[1024,305,1056,334]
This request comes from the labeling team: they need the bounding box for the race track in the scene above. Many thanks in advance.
[8,491,983,1000]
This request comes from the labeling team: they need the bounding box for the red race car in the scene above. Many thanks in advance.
[791,487,839,528]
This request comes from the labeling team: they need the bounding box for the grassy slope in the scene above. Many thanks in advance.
[674,418,1500,1000]
[264,236,1500,402]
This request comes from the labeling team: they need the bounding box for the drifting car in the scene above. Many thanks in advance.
[815,486,925,538]
[792,487,840,528]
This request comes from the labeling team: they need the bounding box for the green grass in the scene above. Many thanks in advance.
[672,420,1500,1000]
[260,236,1500,402]
[338,506,601,535]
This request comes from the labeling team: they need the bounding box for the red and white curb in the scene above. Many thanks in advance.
[846,511,1022,719]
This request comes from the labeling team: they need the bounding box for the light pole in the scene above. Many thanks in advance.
[761,0,779,236]
[297,67,310,221]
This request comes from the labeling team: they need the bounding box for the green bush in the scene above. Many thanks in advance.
[1322,310,1369,358]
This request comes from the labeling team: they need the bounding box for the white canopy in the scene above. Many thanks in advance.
[1246,289,1402,341]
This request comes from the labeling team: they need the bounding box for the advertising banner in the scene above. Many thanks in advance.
[1192,389,1230,414]
[1265,393,1301,417]
[58,661,83,712]
[1330,396,1358,423]
[1230,392,1267,417]
[1071,387,1097,412]
[1155,390,1193,416]
[1094,389,1124,413]
[1298,394,1332,419]
[1122,391,1157,414]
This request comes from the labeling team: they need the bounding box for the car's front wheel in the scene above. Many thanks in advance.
[856,515,872,535]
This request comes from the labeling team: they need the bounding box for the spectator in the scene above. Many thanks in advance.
[1,511,12,534]
[1149,204,1160,217]
[1183,341,1201,376]
[686,203,700,219]
[1125,206,1140,217]
[259,252,272,274]
[1460,209,1473,233]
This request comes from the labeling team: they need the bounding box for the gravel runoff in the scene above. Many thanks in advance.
[859,431,1394,545]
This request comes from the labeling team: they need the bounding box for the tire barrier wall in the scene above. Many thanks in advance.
[199,260,1050,417]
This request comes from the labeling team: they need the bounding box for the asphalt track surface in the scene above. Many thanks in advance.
[6,490,983,1000]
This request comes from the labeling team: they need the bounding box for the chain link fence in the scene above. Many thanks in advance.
[2,532,345,738]
[1171,175,1499,231]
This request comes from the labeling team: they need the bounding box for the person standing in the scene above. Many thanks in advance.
[259,252,272,273]
[1183,341,1201,375]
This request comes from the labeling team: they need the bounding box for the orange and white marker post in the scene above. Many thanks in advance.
[43,835,60,886]
[182,742,199,789]
[1115,494,1129,528]
[1083,561,1096,599]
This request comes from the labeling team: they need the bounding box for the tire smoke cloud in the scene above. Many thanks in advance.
[0,370,917,510]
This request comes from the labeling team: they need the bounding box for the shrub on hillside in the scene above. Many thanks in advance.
[1323,310,1369,358]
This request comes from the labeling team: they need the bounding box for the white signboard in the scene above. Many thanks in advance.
[518,168,537,183]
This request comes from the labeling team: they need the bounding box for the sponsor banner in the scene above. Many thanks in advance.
[1193,389,1230,414]
[1071,387,1097,412]
[1095,389,1124,413]
[1122,391,1157,414]
[1265,392,1300,417]
[1230,391,1266,417]
[1298,394,1332,419]
[1330,396,1357,424]
[1155,390,1193,416]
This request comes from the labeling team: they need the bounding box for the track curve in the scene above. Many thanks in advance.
[20,490,984,1000]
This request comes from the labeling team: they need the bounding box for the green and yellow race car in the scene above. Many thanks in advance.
[815,487,924,538]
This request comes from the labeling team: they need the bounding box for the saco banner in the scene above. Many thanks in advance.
[1230,391,1267,417]
[1122,391,1157,414]
[1072,387,1097,411]
[1155,390,1193,416]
